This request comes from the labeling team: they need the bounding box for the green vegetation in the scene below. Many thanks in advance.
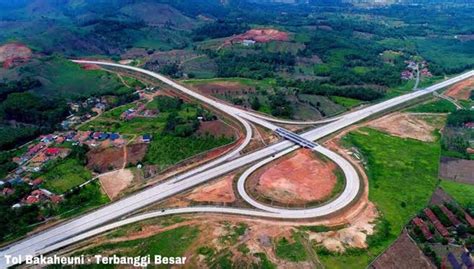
[219,222,248,245]
[34,145,90,194]
[78,226,199,260]
[144,135,232,170]
[275,232,307,262]
[330,96,364,108]
[441,109,474,159]
[446,109,474,127]
[440,180,474,207]
[56,181,110,218]
[41,158,92,194]
[320,128,440,268]
[81,96,203,136]
[254,253,277,269]
[22,57,126,99]
[408,99,457,113]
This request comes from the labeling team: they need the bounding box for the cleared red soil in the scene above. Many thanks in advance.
[125,143,148,165]
[445,78,474,100]
[87,147,124,173]
[252,149,337,205]
[0,43,32,68]
[227,28,289,44]
[186,174,236,203]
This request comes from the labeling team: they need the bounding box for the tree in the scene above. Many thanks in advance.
[250,97,261,111]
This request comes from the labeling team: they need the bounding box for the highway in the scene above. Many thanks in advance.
[0,61,472,268]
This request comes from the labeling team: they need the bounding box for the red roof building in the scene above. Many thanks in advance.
[31,178,43,186]
[25,195,39,204]
[465,122,474,129]
[45,148,60,156]
[424,208,449,237]
[412,217,433,240]
[440,205,461,227]
[50,195,63,204]
[2,188,14,196]
[27,142,45,156]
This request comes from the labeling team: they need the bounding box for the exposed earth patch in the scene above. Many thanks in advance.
[367,112,445,142]
[0,43,32,68]
[248,149,338,206]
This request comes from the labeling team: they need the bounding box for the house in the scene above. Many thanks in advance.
[440,205,461,227]
[31,178,43,186]
[95,103,106,111]
[7,177,23,185]
[412,217,433,240]
[99,133,109,140]
[46,148,61,156]
[109,133,120,141]
[2,187,14,196]
[41,134,55,143]
[55,136,65,144]
[27,142,45,157]
[142,134,152,143]
[465,122,474,129]
[40,189,53,196]
[24,195,39,204]
[242,39,256,46]
[66,132,76,141]
[424,208,449,237]
[91,132,101,140]
[50,195,63,204]
[401,70,413,80]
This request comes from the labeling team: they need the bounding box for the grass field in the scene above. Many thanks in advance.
[144,135,233,170]
[78,225,199,261]
[320,128,440,268]
[41,158,92,194]
[22,56,126,99]
[56,181,110,218]
[330,96,364,108]
[408,99,457,113]
[440,180,474,207]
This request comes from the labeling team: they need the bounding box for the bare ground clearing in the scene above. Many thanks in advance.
[99,169,134,200]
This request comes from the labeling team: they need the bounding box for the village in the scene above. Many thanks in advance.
[0,86,156,210]
[408,195,474,269]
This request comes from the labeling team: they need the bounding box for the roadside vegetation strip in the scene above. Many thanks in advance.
[408,98,458,113]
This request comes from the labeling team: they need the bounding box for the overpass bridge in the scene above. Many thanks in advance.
[275,128,318,149]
